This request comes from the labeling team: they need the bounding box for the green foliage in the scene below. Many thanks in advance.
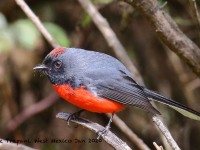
[0,30,13,54]
[0,13,8,29]
[10,19,41,50]
[81,14,92,27]
[0,13,71,52]
[42,144,57,150]
[44,22,70,47]
[0,13,14,54]
[174,17,192,26]
[93,0,113,4]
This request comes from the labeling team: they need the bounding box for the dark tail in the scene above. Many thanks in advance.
[144,88,200,121]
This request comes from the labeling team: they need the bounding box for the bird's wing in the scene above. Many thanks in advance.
[86,74,160,115]
[84,69,200,120]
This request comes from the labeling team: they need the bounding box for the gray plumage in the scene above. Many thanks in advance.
[41,48,200,120]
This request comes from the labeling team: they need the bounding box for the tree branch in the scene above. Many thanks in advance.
[153,142,164,150]
[15,0,59,48]
[4,93,59,136]
[56,112,131,150]
[189,0,200,31]
[152,116,180,150]
[123,0,200,77]
[106,114,151,150]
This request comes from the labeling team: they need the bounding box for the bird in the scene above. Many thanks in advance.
[33,47,200,137]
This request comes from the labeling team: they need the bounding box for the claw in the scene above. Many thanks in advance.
[66,109,84,125]
[97,125,110,139]
[97,113,114,139]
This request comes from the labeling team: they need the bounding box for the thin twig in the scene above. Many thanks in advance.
[15,0,59,48]
[56,112,132,150]
[153,142,164,150]
[189,0,200,31]
[78,0,143,84]
[5,93,59,135]
[152,116,180,150]
[189,0,200,43]
[106,114,151,150]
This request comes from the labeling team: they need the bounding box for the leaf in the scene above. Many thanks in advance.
[0,13,13,54]
[10,19,41,50]
[0,30,14,54]
[0,13,8,29]
[82,14,92,27]
[93,0,113,4]
[44,23,70,47]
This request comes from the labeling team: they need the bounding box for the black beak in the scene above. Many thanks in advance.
[33,64,48,70]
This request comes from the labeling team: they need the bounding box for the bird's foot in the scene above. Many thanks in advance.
[67,109,84,125]
[97,124,111,139]
[97,113,114,139]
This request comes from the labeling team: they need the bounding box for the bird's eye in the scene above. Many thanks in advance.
[54,60,62,69]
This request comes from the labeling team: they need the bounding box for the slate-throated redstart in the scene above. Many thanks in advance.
[34,47,200,135]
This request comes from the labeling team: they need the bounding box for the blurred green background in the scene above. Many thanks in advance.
[0,0,200,149]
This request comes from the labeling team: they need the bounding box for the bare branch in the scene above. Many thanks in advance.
[5,93,58,135]
[56,112,131,150]
[0,139,36,150]
[189,0,200,31]
[153,142,164,150]
[78,0,143,84]
[124,0,200,77]
[106,114,151,150]
[15,0,59,48]
[152,116,180,150]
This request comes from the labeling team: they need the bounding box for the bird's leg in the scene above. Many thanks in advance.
[97,113,114,139]
[67,109,84,125]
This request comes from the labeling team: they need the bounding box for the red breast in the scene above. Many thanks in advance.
[52,84,125,113]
